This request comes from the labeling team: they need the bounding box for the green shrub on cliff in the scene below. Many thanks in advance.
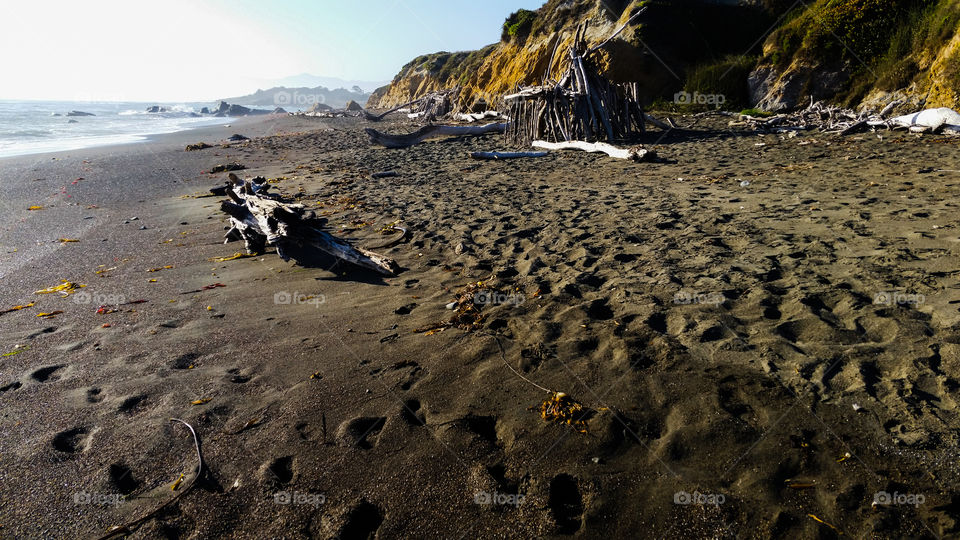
[763,0,960,104]
[502,9,537,42]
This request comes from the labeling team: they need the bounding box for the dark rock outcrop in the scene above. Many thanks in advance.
[344,100,364,112]
[225,104,251,116]
[66,111,95,117]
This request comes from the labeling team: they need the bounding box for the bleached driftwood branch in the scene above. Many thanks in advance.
[456,111,503,123]
[532,140,656,161]
[365,122,508,149]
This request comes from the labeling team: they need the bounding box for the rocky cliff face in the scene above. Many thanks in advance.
[749,0,959,111]
[369,0,959,113]
[368,0,787,111]
[368,0,639,110]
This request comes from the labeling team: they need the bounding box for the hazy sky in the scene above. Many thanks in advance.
[1,0,543,102]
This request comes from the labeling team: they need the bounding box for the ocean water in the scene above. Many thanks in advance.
[0,100,233,158]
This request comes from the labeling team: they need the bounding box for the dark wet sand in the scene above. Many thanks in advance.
[0,113,959,538]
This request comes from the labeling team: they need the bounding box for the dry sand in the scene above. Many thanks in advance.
[0,113,958,538]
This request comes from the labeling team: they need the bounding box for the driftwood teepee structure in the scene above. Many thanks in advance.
[505,7,648,146]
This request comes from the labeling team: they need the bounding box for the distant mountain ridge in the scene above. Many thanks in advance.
[220,85,371,110]
[270,73,388,94]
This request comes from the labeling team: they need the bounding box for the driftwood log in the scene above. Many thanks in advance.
[470,151,548,160]
[531,140,656,161]
[365,122,508,149]
[219,175,398,275]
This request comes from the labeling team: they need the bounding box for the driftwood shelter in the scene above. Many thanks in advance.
[505,7,649,146]
[363,6,662,160]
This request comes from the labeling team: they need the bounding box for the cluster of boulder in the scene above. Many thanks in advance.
[143,101,287,118]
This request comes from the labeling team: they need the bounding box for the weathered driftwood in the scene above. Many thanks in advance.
[531,140,656,161]
[363,97,424,122]
[734,98,960,135]
[365,89,458,123]
[365,122,508,149]
[456,111,504,123]
[469,151,549,160]
[887,107,960,133]
[219,176,398,275]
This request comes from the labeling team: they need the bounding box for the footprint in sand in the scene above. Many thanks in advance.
[86,387,103,403]
[337,417,386,450]
[117,394,148,414]
[394,303,417,315]
[109,463,139,495]
[549,474,584,534]
[264,456,294,485]
[400,399,426,426]
[226,368,252,384]
[387,360,423,390]
[53,427,92,453]
[31,365,65,383]
[322,500,383,540]
[172,353,200,369]
[0,381,22,393]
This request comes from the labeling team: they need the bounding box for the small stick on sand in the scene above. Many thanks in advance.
[96,419,204,540]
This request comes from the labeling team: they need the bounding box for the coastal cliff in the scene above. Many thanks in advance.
[369,0,960,113]
[750,0,960,111]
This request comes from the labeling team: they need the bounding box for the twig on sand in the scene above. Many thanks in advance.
[96,418,205,540]
[483,332,553,394]
[366,225,409,250]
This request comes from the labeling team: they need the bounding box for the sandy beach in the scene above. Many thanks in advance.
[1,113,959,538]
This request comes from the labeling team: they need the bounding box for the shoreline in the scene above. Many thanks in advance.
[0,114,285,162]
[0,114,958,537]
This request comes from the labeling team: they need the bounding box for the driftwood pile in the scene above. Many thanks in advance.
[505,7,649,146]
[732,98,960,136]
[218,174,398,275]
[733,98,884,135]
[363,89,457,122]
